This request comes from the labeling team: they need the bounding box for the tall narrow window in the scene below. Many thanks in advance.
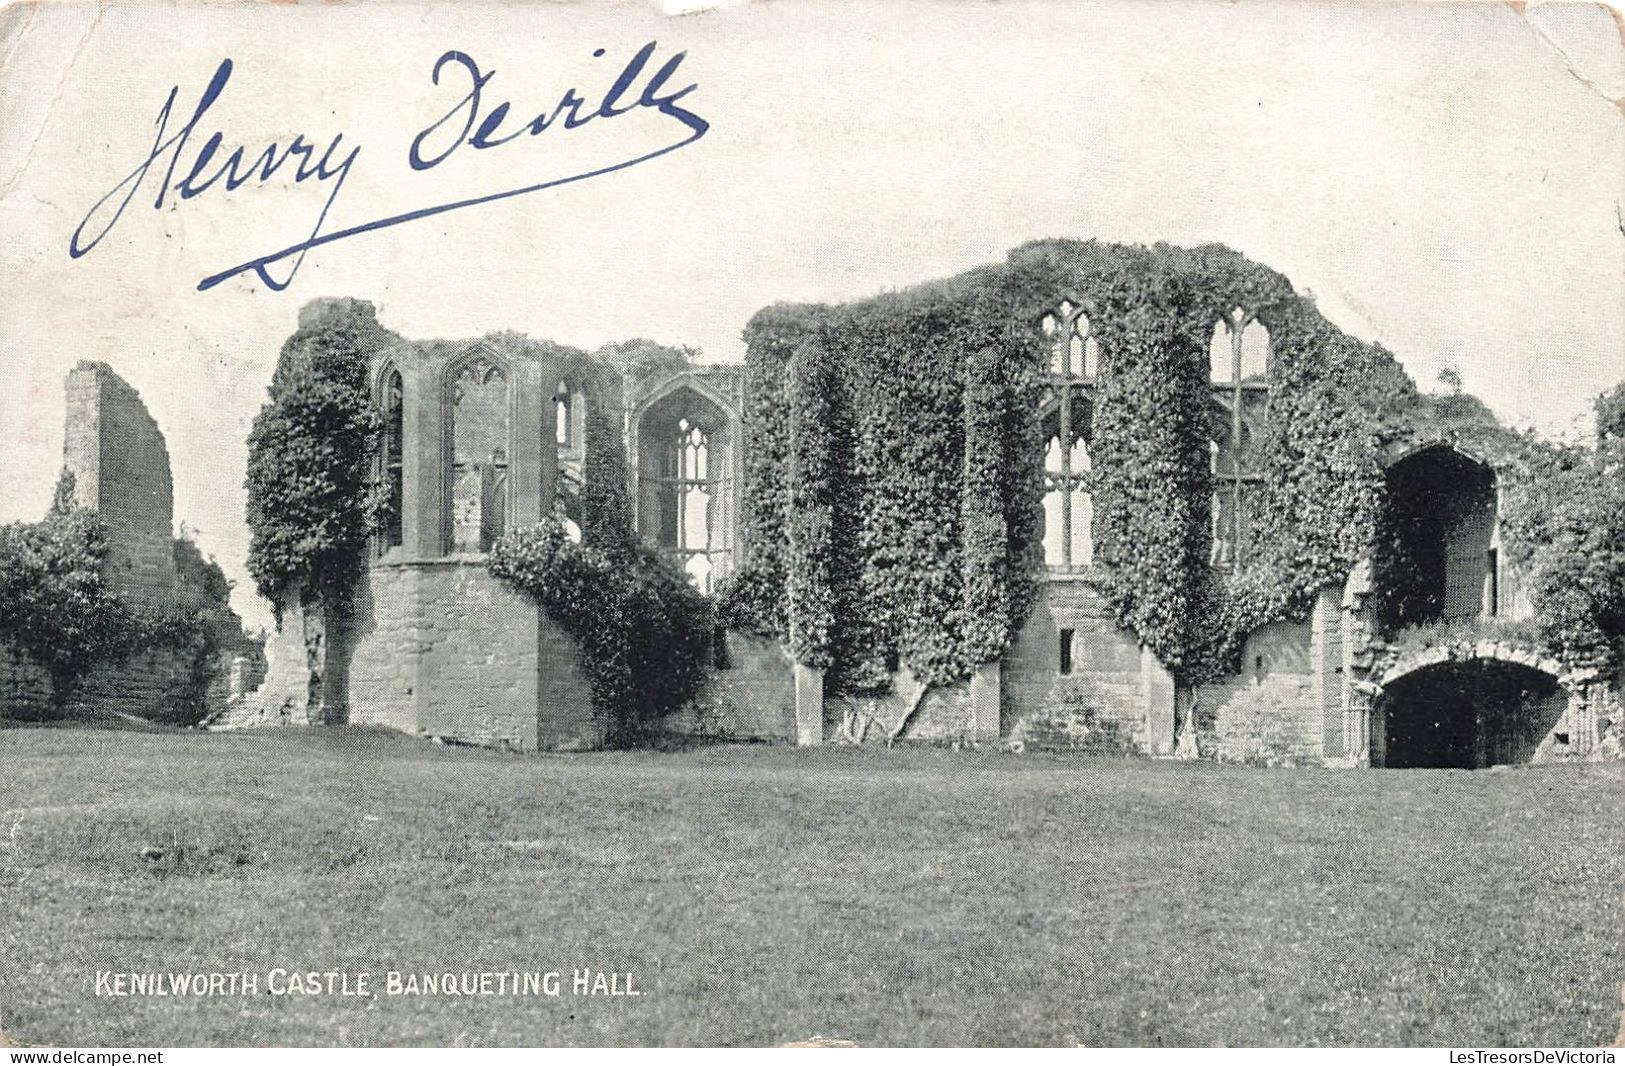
[1040,299,1097,570]
[1484,547,1499,617]
[1059,628,1075,674]
[1069,315,1100,378]
[554,380,573,448]
[553,379,585,544]
[1209,438,1232,567]
[1209,319,1234,384]
[380,369,404,553]
[448,357,510,554]
[1240,320,1270,382]
[676,418,715,592]
[1209,309,1269,570]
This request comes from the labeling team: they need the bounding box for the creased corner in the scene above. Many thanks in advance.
[0,0,42,74]
[1513,1,1625,121]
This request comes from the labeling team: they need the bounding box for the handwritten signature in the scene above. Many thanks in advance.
[68,43,709,292]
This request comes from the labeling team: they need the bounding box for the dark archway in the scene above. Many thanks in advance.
[1376,659,1565,768]
[1377,443,1498,630]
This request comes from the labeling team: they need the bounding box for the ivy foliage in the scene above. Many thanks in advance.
[0,471,233,719]
[245,312,388,611]
[489,521,712,744]
[489,391,712,743]
[723,238,1609,690]
[0,472,135,707]
[1497,386,1625,670]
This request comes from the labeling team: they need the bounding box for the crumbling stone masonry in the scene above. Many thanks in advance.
[224,295,1618,766]
[1,362,248,723]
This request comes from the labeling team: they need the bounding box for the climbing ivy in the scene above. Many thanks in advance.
[245,312,387,613]
[488,519,711,744]
[1497,385,1625,671]
[490,390,711,743]
[727,239,1563,691]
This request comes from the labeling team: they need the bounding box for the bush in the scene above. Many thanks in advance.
[0,474,245,722]
[0,487,135,710]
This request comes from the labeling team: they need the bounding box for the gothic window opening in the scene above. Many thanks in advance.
[1039,298,1098,571]
[553,378,584,544]
[1208,310,1270,570]
[554,380,573,448]
[676,418,715,591]
[1209,319,1234,384]
[636,385,736,593]
[447,356,511,554]
[1210,308,1271,385]
[1240,320,1270,382]
[1209,438,1233,567]
[1043,300,1100,378]
[379,368,404,554]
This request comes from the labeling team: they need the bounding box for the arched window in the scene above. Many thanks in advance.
[1039,297,1099,571]
[1209,319,1234,384]
[1043,300,1100,378]
[379,368,404,553]
[1069,315,1100,378]
[1209,310,1269,569]
[1211,308,1271,385]
[1041,408,1093,569]
[1042,310,1061,373]
[676,418,715,590]
[553,378,585,544]
[1240,320,1269,382]
[554,380,573,448]
[447,356,510,554]
[635,384,735,592]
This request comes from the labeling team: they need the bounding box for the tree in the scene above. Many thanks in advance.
[1514,384,1625,669]
[0,471,137,711]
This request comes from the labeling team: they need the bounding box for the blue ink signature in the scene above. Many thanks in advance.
[68,43,709,292]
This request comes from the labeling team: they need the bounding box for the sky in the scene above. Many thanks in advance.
[1,0,1621,632]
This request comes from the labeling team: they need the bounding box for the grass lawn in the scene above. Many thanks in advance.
[1,725,1622,1047]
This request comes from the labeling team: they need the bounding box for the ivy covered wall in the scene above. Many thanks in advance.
[723,238,1620,694]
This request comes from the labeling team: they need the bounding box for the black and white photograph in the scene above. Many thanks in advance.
[0,0,1622,1049]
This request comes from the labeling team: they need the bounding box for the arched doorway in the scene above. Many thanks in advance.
[1377,443,1499,628]
[1375,658,1566,768]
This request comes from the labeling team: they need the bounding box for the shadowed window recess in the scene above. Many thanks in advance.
[446,356,511,554]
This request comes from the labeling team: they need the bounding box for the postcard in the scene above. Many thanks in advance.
[1,0,1622,1050]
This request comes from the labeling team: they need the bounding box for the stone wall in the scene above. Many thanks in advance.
[0,361,243,725]
[825,673,974,744]
[345,560,571,750]
[1004,577,1174,752]
[663,631,796,741]
[62,362,177,600]
[215,585,324,729]
[1198,619,1323,765]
